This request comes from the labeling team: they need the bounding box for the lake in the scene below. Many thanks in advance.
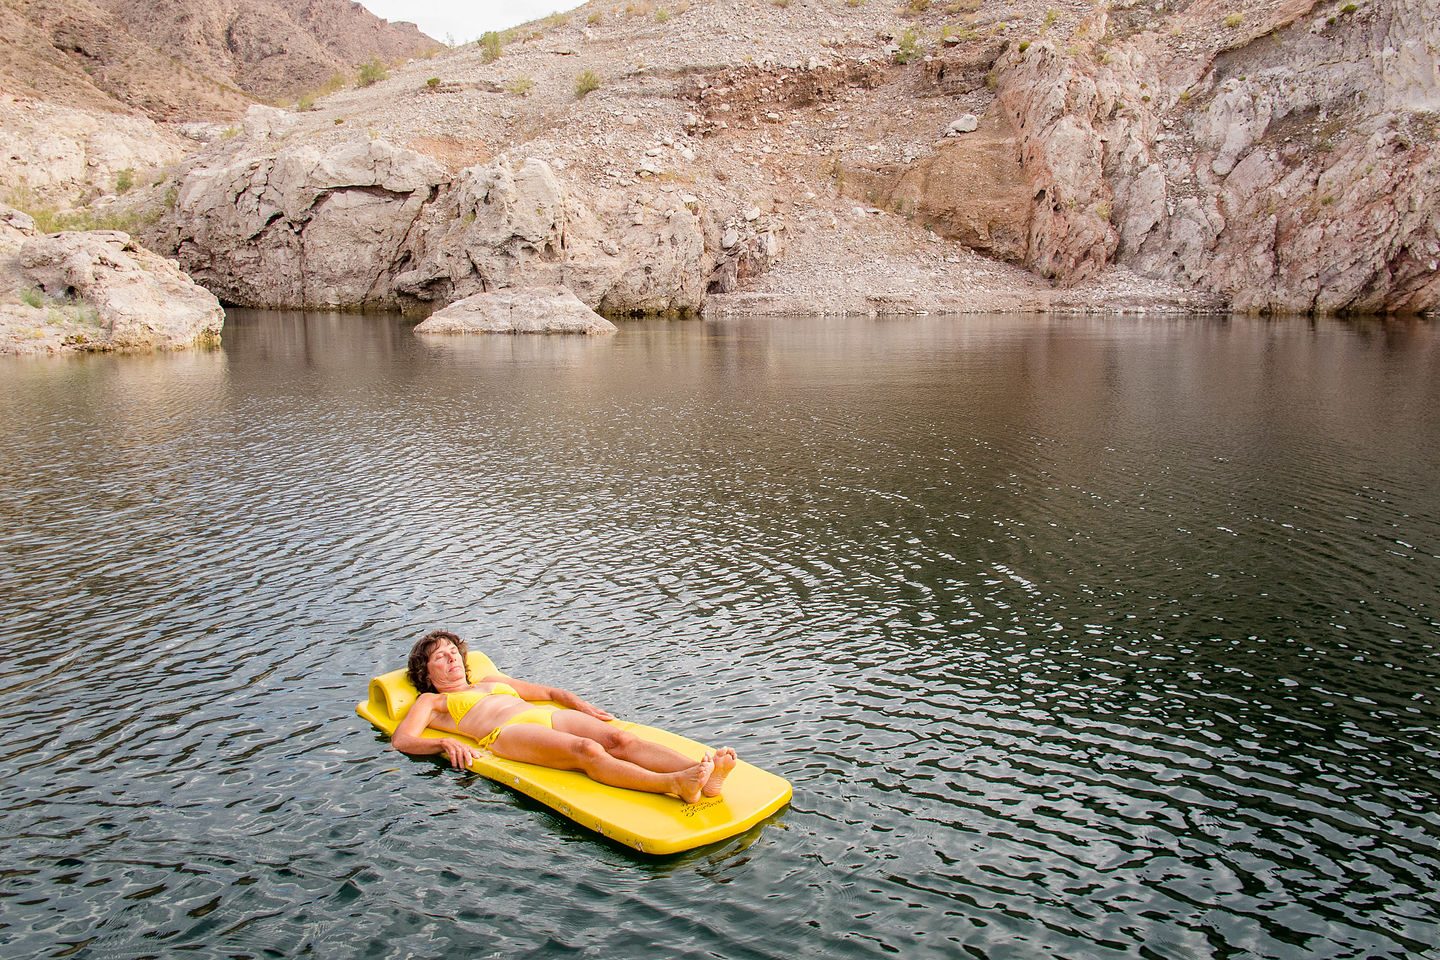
[1,311,1436,959]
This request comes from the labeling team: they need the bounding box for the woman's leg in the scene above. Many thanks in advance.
[490,723,712,802]
[551,711,699,773]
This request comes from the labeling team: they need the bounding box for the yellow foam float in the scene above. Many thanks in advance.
[357,651,792,855]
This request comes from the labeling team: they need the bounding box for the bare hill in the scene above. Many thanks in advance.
[0,0,253,119]
[0,0,437,120]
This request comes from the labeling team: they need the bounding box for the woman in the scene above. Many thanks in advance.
[391,630,737,805]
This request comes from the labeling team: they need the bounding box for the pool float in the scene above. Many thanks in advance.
[357,650,792,854]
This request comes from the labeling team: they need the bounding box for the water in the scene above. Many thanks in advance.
[1,312,1437,960]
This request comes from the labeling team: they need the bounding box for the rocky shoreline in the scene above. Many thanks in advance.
[1,0,1436,354]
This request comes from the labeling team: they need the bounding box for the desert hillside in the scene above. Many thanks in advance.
[4,0,1438,338]
[0,0,435,116]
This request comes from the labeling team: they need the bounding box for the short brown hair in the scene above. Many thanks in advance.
[407,629,469,693]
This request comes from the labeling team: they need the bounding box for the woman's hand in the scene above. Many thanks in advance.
[561,690,615,722]
[440,737,478,769]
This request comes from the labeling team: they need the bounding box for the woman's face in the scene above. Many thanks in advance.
[427,640,467,690]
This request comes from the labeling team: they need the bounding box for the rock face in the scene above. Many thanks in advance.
[170,135,711,315]
[413,286,617,335]
[984,0,1440,311]
[174,135,445,309]
[17,230,224,349]
[0,96,190,207]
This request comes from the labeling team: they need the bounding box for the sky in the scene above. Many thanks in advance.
[358,1,584,45]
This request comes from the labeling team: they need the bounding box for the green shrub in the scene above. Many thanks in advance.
[656,8,669,20]
[575,69,601,98]
[21,287,43,308]
[426,77,441,91]
[893,27,922,63]
[588,11,603,24]
[1018,40,1030,52]
[1225,12,1243,27]
[1341,1,1357,10]
[114,168,134,195]
[479,31,503,62]
[507,75,534,96]
[357,58,387,87]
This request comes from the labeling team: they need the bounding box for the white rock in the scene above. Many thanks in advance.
[19,231,224,349]
[415,286,616,335]
[946,115,980,135]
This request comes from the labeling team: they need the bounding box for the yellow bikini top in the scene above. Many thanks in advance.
[446,682,521,725]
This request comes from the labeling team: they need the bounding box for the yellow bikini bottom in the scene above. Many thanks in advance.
[477,706,556,750]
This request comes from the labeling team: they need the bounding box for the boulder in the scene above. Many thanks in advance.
[174,138,446,309]
[946,115,980,135]
[413,286,617,335]
[18,231,224,349]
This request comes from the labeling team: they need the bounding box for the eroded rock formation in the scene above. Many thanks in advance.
[168,128,716,315]
[7,221,224,351]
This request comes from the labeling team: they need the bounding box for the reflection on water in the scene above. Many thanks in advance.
[1,311,1437,959]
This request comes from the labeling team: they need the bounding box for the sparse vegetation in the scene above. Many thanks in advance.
[21,287,43,308]
[907,0,931,12]
[575,69,602,98]
[1018,40,1031,52]
[893,27,922,63]
[588,11,603,24]
[656,8,670,20]
[507,75,534,96]
[357,58,387,88]
[114,168,134,195]
[1225,12,1244,28]
[426,77,441,90]
[480,31,503,63]
[18,203,162,235]
[297,93,315,111]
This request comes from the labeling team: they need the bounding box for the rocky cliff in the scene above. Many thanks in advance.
[10,0,1440,322]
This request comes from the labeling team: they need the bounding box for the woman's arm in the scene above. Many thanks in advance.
[486,674,615,722]
[391,692,478,769]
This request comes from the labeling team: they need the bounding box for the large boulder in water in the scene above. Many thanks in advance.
[18,230,224,349]
[413,286,617,335]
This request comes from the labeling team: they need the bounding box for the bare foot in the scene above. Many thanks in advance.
[702,747,737,798]
[674,755,714,804]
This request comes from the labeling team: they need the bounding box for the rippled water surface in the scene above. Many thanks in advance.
[2,312,1438,960]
